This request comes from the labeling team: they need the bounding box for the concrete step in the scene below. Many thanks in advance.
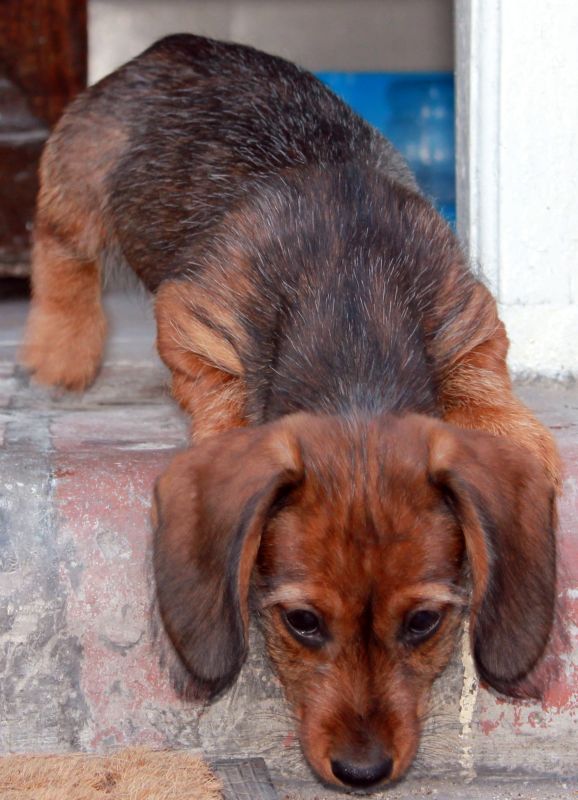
[0,294,576,799]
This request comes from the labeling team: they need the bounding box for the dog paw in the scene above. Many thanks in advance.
[20,303,107,391]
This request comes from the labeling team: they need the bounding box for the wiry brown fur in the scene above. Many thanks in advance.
[21,35,560,791]
[153,413,556,787]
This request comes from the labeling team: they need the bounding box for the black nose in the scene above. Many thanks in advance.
[331,755,393,788]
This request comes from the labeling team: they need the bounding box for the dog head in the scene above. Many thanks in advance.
[153,412,556,791]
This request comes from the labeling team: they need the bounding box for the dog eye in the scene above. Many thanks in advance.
[283,609,325,646]
[403,609,442,643]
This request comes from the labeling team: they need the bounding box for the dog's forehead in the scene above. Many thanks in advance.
[265,504,462,622]
[263,414,462,600]
[268,467,460,604]
[297,418,443,531]
[276,498,457,572]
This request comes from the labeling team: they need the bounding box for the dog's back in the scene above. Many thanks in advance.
[72,34,418,289]
[21,34,420,389]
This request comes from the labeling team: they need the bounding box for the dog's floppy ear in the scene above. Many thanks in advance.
[153,423,303,698]
[428,423,557,697]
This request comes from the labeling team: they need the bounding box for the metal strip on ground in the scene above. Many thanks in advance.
[212,758,279,800]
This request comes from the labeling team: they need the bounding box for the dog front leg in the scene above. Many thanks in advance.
[170,365,246,440]
[155,281,247,440]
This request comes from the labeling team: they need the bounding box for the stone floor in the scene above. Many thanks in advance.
[0,293,576,799]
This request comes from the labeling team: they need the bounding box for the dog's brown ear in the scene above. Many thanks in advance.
[428,423,557,697]
[153,423,303,698]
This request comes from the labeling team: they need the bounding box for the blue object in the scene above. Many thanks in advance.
[316,72,456,227]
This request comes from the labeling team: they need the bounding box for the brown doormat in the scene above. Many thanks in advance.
[0,747,223,800]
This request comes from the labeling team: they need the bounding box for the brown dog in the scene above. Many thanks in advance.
[22,35,559,791]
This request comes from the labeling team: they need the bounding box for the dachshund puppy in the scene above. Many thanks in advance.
[22,35,560,792]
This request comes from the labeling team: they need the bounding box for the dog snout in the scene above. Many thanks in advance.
[330,750,393,790]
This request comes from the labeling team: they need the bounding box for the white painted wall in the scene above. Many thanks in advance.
[456,0,578,379]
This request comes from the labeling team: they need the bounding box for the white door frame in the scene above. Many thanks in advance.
[455,0,578,379]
